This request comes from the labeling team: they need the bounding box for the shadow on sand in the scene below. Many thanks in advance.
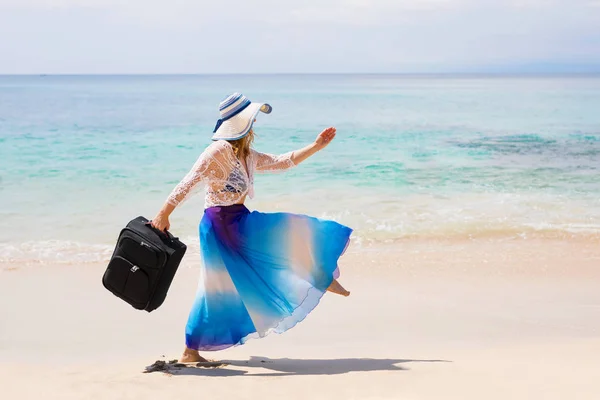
[170,356,450,377]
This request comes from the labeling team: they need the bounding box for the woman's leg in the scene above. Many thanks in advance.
[327,279,350,297]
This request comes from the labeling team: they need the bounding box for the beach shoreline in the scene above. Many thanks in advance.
[2,239,599,399]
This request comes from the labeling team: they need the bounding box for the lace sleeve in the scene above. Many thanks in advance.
[252,149,296,173]
[166,141,230,206]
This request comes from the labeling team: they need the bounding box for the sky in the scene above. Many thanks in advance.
[0,0,599,74]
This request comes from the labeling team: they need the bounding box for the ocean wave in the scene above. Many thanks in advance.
[0,237,201,269]
[3,225,599,269]
[0,240,115,268]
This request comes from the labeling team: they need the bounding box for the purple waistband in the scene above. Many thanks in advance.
[204,204,249,218]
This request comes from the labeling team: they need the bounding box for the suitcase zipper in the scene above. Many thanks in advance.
[123,230,162,253]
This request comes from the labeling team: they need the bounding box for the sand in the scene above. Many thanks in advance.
[1,239,600,399]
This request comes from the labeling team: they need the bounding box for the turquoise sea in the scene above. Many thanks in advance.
[1,74,600,265]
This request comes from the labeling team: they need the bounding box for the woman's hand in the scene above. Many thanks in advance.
[314,127,336,150]
[149,212,171,233]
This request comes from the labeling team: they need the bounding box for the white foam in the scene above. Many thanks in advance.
[0,236,203,269]
[0,240,114,265]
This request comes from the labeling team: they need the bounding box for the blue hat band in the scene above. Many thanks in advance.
[213,99,251,133]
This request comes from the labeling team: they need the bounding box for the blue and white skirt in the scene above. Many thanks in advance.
[185,204,352,351]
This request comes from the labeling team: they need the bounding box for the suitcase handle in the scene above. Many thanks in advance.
[145,222,178,243]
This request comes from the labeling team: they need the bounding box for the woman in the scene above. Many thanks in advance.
[150,93,352,363]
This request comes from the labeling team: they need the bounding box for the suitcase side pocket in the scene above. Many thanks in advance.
[118,231,165,268]
[103,256,151,310]
[118,236,161,269]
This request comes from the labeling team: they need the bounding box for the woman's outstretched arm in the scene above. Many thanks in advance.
[290,126,336,165]
[254,127,337,172]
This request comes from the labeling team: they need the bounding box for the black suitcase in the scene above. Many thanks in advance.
[102,216,187,312]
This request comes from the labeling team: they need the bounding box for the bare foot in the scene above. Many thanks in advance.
[180,347,208,363]
[327,279,351,297]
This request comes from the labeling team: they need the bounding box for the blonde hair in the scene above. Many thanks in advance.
[229,129,254,162]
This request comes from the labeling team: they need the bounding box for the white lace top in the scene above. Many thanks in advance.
[167,140,296,208]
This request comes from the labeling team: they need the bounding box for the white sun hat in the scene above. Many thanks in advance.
[211,92,272,141]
